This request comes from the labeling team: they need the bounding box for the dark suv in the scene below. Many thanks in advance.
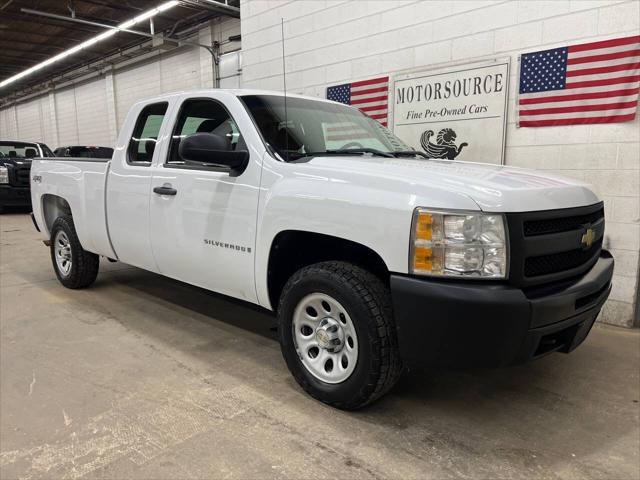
[0,141,54,212]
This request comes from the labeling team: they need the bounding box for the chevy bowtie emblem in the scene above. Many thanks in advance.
[581,228,595,248]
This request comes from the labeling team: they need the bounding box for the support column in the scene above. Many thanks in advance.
[104,70,119,145]
[11,105,19,139]
[48,91,59,147]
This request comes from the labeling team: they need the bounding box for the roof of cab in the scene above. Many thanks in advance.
[134,88,340,106]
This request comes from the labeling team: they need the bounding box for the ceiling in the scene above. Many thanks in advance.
[0,0,240,100]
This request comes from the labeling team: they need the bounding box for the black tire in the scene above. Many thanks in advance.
[278,261,403,410]
[50,215,99,289]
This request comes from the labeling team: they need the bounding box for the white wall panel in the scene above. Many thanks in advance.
[114,60,162,127]
[39,95,55,147]
[75,80,110,146]
[54,88,79,147]
[16,101,42,142]
[0,107,18,139]
[160,47,201,93]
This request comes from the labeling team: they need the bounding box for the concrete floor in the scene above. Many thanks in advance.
[0,211,639,480]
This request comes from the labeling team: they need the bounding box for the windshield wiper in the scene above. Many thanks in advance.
[321,148,395,158]
[391,150,428,159]
[285,148,402,161]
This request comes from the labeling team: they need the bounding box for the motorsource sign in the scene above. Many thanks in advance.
[390,58,510,165]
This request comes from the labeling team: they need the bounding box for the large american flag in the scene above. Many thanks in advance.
[518,35,639,127]
[326,76,389,126]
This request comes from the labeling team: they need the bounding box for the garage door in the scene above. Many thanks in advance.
[219,51,242,88]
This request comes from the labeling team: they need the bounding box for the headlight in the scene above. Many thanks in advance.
[410,208,508,278]
[0,166,8,184]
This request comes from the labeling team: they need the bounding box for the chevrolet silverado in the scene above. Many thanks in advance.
[29,90,613,409]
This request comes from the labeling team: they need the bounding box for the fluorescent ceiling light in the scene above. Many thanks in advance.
[0,1,179,90]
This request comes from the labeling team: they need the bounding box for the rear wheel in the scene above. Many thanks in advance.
[278,261,402,410]
[50,215,99,289]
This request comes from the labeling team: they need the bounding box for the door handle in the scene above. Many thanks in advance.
[153,185,177,196]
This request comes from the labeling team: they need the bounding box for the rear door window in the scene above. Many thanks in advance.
[128,102,168,165]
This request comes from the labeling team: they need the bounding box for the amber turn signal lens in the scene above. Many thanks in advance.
[415,212,432,241]
[413,246,433,271]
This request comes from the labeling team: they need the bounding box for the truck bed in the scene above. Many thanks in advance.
[30,156,115,259]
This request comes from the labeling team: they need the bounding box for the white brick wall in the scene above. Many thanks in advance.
[239,0,640,327]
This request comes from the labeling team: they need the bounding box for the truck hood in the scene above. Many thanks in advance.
[301,156,600,212]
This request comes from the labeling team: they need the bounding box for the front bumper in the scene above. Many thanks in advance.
[390,251,614,368]
[0,185,31,207]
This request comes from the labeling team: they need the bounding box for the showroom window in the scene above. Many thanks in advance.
[127,102,168,165]
[166,98,245,168]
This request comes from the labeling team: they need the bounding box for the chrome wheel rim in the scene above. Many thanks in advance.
[54,230,72,276]
[292,293,358,384]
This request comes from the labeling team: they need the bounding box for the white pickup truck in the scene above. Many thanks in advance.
[30,89,613,409]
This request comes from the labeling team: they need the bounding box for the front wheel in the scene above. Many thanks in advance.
[50,215,99,289]
[277,261,402,410]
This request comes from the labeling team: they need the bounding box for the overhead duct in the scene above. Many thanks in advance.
[180,0,240,18]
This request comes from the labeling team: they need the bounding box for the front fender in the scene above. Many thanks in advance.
[253,157,479,309]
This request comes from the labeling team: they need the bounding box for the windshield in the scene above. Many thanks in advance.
[240,95,411,160]
[41,144,54,157]
[0,142,42,159]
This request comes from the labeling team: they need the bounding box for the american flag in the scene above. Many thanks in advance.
[326,76,389,126]
[518,35,639,127]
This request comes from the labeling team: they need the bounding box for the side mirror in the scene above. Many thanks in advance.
[178,132,249,176]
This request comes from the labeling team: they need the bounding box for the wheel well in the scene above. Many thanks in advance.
[267,230,389,310]
[42,195,72,234]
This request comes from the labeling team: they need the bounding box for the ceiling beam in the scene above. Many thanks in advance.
[0,11,100,34]
[19,7,215,51]
[1,4,222,100]
[0,40,64,50]
[71,0,181,23]
[179,0,240,18]
[3,50,52,58]
[1,60,35,67]
[0,28,86,43]
[20,8,153,38]
[0,42,111,60]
